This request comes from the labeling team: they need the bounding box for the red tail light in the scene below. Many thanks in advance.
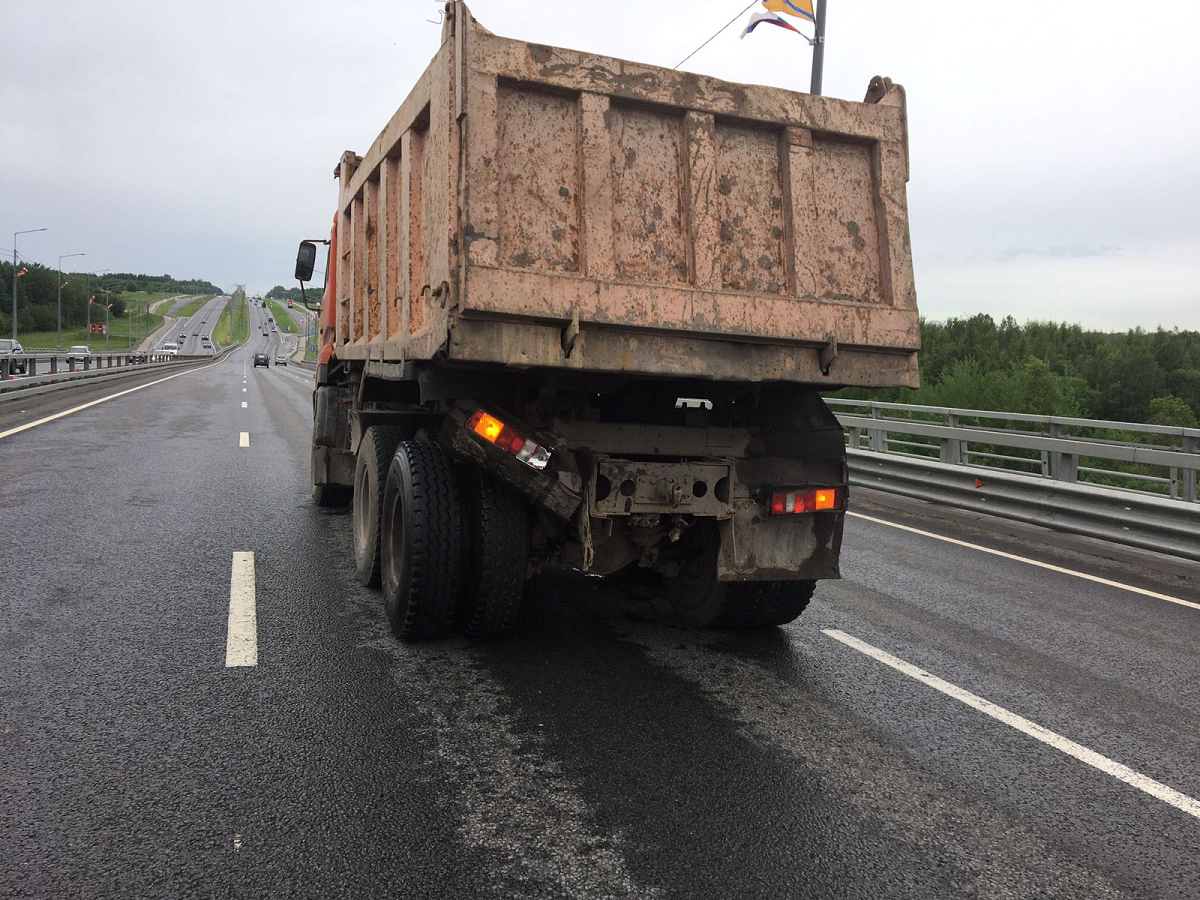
[467,409,551,471]
[768,487,843,516]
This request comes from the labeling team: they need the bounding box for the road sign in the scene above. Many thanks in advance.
[89,323,107,335]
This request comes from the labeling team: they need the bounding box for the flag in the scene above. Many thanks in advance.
[741,11,803,38]
[16,267,28,276]
[61,281,68,288]
[761,0,815,23]
[88,295,95,304]
[106,302,113,310]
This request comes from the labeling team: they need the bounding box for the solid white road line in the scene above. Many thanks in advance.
[847,511,1200,612]
[241,401,248,408]
[0,361,224,442]
[225,552,257,667]
[824,629,1200,821]
[239,432,250,448]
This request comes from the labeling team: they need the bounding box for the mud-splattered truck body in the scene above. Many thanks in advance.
[300,1,919,638]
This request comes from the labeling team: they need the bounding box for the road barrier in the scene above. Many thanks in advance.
[830,399,1199,504]
[833,399,1200,561]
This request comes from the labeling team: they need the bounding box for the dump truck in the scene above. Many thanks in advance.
[294,1,919,640]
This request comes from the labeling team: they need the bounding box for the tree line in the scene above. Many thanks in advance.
[0,261,221,334]
[832,314,1199,428]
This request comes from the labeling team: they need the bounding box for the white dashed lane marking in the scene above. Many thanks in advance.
[848,511,1199,612]
[225,552,257,667]
[824,629,1200,822]
[239,432,250,448]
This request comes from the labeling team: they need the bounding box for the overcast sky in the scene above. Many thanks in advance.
[3,0,1197,330]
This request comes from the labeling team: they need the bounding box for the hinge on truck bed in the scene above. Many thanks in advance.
[561,308,580,358]
[819,334,839,376]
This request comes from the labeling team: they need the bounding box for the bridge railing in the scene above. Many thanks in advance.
[828,399,1200,504]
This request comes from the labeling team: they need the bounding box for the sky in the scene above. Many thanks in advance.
[2,0,1198,331]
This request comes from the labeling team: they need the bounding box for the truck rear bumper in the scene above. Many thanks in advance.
[447,317,919,388]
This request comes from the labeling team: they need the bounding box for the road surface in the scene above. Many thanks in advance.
[1,337,1197,899]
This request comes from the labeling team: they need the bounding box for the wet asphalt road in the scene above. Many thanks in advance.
[2,325,1198,899]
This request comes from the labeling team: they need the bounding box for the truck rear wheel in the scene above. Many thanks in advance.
[664,523,756,628]
[744,580,816,627]
[352,426,406,587]
[663,523,813,628]
[380,441,464,641]
[457,472,530,638]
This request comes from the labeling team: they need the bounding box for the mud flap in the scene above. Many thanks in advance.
[717,499,842,581]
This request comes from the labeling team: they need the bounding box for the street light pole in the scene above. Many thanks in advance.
[85,268,109,350]
[56,251,86,350]
[12,227,48,340]
[809,0,827,96]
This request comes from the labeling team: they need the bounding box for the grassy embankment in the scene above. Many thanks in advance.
[17,291,182,349]
[265,297,314,357]
[172,294,215,319]
[212,291,250,349]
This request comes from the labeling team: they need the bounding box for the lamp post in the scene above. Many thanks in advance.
[56,252,86,350]
[102,286,113,352]
[12,227,48,340]
[85,268,109,350]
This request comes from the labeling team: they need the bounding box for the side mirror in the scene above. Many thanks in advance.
[295,241,318,282]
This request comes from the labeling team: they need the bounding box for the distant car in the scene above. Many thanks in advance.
[178,333,187,341]
[66,345,91,364]
[192,331,199,336]
[274,355,288,366]
[0,338,27,375]
[253,353,269,368]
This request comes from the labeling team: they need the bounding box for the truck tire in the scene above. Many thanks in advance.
[311,445,351,507]
[457,471,529,638]
[664,523,760,628]
[745,580,816,627]
[380,441,463,641]
[352,426,406,587]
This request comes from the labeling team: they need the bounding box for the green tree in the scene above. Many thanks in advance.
[1147,396,1198,429]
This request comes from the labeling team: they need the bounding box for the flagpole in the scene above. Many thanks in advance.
[810,0,826,95]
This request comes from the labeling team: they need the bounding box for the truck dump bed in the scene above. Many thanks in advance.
[329,1,919,388]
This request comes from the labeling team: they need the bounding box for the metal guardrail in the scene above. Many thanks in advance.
[1,350,186,379]
[0,352,217,404]
[829,399,1200,504]
[847,450,1200,563]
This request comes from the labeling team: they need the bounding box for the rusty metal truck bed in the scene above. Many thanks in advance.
[329,2,919,389]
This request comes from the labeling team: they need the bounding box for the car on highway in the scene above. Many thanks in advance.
[66,345,91,363]
[128,351,148,364]
[274,355,288,366]
[253,353,269,368]
[0,338,28,375]
[159,343,179,357]
[178,333,187,342]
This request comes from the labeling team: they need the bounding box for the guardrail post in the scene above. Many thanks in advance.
[1048,423,1078,482]
[941,413,962,465]
[26,358,35,377]
[847,426,861,450]
[869,406,887,453]
[50,357,58,374]
[1183,435,1198,503]
[0,358,9,379]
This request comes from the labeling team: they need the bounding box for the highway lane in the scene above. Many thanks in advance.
[1,342,1197,899]
[161,295,227,356]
